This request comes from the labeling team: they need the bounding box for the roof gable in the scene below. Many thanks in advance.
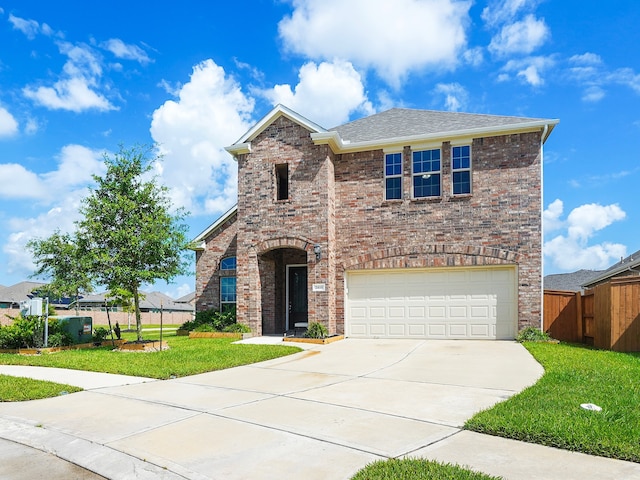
[226,104,326,156]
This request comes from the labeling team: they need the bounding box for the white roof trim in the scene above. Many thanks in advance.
[225,104,327,158]
[189,205,237,250]
[312,119,559,154]
[582,257,640,287]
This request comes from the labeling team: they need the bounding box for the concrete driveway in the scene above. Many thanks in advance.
[1,339,637,479]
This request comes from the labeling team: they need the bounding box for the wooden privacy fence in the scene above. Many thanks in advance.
[544,275,640,352]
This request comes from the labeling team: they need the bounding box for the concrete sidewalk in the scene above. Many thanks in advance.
[0,339,639,479]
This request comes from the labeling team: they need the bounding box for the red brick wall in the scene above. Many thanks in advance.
[234,116,335,334]
[194,214,238,312]
[333,132,542,331]
[196,116,543,335]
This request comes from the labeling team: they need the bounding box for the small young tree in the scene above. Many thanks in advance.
[27,231,94,314]
[77,145,190,341]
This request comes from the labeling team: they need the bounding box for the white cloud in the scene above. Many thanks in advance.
[488,14,549,57]
[481,0,540,27]
[0,144,104,200]
[0,106,18,137]
[501,56,554,86]
[9,14,40,39]
[23,42,116,112]
[150,59,255,216]
[0,145,105,276]
[101,38,152,64]
[278,0,471,87]
[544,199,627,271]
[433,83,468,111]
[542,198,564,233]
[582,86,605,102]
[260,60,373,128]
[4,206,82,277]
[569,52,602,66]
[0,163,43,198]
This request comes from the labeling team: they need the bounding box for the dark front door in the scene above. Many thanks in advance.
[288,265,308,329]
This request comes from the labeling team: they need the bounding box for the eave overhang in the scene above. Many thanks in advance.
[188,205,238,251]
[311,119,559,154]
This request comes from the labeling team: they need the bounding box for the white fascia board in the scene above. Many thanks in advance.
[189,205,238,249]
[231,104,326,146]
[582,259,640,287]
[225,105,327,159]
[313,119,560,154]
[225,142,251,156]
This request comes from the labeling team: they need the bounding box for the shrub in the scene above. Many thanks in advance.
[180,308,237,332]
[223,323,251,334]
[517,326,551,343]
[92,327,110,343]
[47,331,74,347]
[193,324,215,332]
[305,322,328,339]
[0,315,45,349]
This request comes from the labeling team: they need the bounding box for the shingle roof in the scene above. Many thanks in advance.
[582,249,640,287]
[544,270,602,292]
[0,281,47,304]
[330,108,555,143]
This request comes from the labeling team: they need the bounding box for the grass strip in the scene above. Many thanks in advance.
[0,335,300,380]
[351,459,502,480]
[0,374,82,401]
[465,342,640,462]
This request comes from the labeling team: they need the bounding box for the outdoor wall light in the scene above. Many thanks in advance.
[314,244,322,261]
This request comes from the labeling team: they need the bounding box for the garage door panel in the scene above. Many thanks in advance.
[346,267,517,340]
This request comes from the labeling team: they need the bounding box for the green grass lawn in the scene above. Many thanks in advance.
[351,459,502,480]
[466,342,640,463]
[0,374,82,401]
[0,331,301,380]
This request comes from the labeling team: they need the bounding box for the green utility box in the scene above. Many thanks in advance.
[55,316,93,344]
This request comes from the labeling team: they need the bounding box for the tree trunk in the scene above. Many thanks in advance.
[133,287,143,341]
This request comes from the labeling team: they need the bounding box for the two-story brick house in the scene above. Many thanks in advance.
[192,104,558,339]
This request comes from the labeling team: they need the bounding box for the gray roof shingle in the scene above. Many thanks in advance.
[544,270,602,292]
[330,108,553,143]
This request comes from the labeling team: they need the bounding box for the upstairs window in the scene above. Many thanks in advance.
[220,256,236,270]
[452,146,471,195]
[276,164,289,200]
[412,149,441,198]
[384,153,403,200]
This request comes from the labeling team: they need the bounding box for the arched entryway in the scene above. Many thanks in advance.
[258,247,308,334]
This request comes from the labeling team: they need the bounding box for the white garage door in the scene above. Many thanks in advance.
[346,266,517,339]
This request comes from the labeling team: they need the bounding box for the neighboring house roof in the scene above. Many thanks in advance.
[77,291,193,312]
[582,249,640,288]
[190,204,237,251]
[226,104,559,157]
[0,281,47,305]
[544,270,602,292]
[175,291,195,305]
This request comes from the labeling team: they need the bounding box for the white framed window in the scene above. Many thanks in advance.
[220,276,236,312]
[412,148,441,198]
[384,152,402,200]
[452,145,471,195]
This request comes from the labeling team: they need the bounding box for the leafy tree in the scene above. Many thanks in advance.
[27,231,93,315]
[77,145,190,341]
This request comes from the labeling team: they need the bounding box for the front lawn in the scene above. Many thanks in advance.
[351,459,502,480]
[466,342,640,463]
[0,374,82,401]
[0,332,301,380]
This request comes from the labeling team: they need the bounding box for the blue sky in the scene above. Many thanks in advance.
[1,0,639,298]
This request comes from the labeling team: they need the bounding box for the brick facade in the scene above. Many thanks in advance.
[194,108,549,337]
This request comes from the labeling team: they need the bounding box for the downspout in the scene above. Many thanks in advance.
[540,124,549,333]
